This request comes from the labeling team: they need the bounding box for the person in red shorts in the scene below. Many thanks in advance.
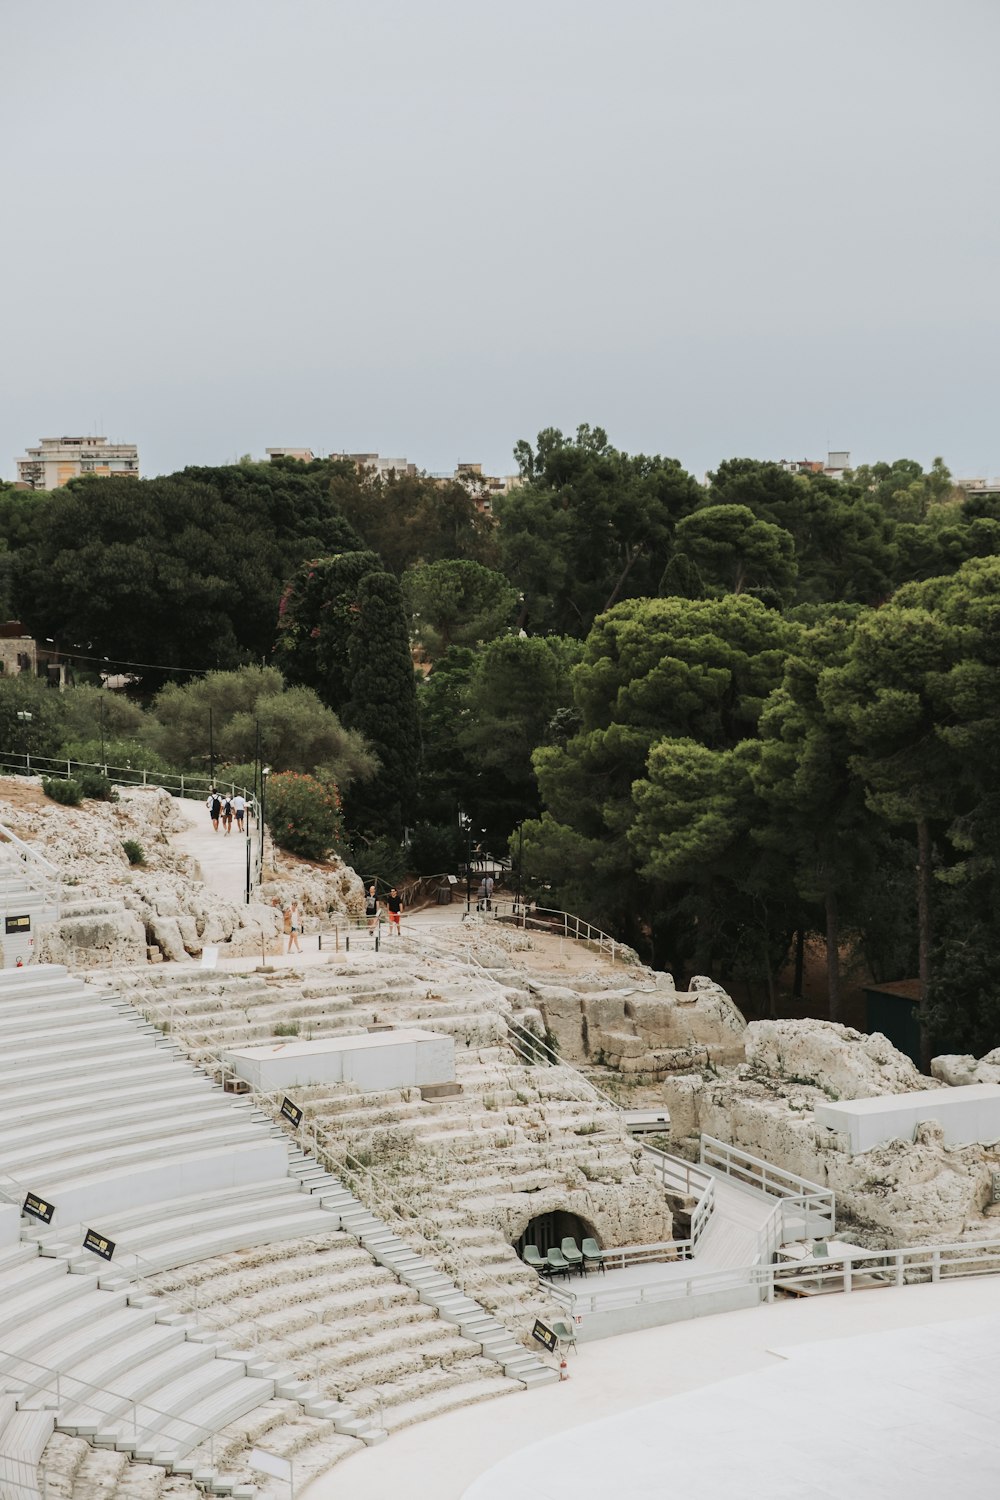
[387,887,402,932]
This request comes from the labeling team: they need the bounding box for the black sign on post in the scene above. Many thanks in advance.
[5,915,30,935]
[22,1191,54,1224]
[82,1229,116,1261]
[280,1097,303,1129]
[531,1318,557,1354]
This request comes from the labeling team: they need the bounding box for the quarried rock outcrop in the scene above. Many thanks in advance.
[526,971,747,1076]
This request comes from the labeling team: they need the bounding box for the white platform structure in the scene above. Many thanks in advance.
[223,1028,455,1093]
[815,1082,1000,1153]
[460,1310,1000,1500]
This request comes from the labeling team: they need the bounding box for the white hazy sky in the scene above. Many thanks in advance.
[2,0,998,482]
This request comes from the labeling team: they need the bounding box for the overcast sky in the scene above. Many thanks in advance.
[2,0,998,483]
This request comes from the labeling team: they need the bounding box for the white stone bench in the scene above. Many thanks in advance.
[19,1137,291,1226]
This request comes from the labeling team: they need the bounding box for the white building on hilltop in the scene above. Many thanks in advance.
[16,436,139,490]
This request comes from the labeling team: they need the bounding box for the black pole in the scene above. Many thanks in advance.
[260,768,269,874]
[465,818,472,913]
[518,821,524,914]
[209,706,215,787]
[100,698,106,771]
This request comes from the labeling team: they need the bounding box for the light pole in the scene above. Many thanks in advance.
[99,698,106,771]
[461,815,473,913]
[16,711,32,774]
[209,707,215,788]
[260,765,271,876]
[516,820,525,919]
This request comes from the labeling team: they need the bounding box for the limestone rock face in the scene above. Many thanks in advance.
[528,976,747,1074]
[746,1019,934,1101]
[0,779,360,966]
[932,1050,1000,1088]
[38,902,148,968]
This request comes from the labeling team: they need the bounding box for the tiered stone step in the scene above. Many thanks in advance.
[0,1244,273,1481]
[38,1432,208,1500]
[142,1231,541,1413]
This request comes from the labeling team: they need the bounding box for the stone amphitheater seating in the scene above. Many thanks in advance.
[105,958,655,1334]
[0,962,559,1499]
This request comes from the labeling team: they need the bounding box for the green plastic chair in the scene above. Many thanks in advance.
[561,1237,584,1273]
[581,1237,606,1274]
[551,1317,578,1353]
[523,1244,549,1275]
[546,1247,571,1279]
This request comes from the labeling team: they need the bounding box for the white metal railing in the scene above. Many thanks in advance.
[495,903,632,965]
[700,1134,836,1237]
[0,822,62,917]
[0,1346,222,1466]
[641,1145,716,1255]
[550,1233,1000,1317]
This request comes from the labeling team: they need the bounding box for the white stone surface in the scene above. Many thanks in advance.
[0,1202,20,1244]
[223,1028,455,1092]
[461,1308,1000,1499]
[816,1083,1000,1154]
[315,1278,1000,1500]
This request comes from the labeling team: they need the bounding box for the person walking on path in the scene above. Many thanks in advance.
[222,794,233,836]
[285,899,302,954]
[207,789,222,833]
[484,874,494,911]
[233,792,246,834]
[386,887,402,934]
[365,883,380,933]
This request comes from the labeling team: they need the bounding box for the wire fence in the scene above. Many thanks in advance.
[0,750,255,804]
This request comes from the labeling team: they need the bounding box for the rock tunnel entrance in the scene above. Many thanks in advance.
[514,1210,594,1258]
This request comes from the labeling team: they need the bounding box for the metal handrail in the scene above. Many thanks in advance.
[0,1345,221,1465]
[0,819,62,916]
[0,751,256,806]
[700,1135,836,1220]
[550,1232,1000,1316]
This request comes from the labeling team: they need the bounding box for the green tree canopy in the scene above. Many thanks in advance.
[11,468,362,690]
[401,559,518,658]
[496,425,702,636]
[671,504,797,600]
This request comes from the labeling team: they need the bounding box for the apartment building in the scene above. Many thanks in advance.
[16,436,139,490]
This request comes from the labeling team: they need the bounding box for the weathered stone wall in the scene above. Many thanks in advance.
[526,971,747,1076]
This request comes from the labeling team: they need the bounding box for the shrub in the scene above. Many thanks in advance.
[77,771,117,802]
[43,777,82,806]
[266,771,345,862]
[353,833,408,887]
[122,839,145,865]
[408,821,462,875]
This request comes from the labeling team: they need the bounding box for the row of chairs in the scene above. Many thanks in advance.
[522,1236,606,1278]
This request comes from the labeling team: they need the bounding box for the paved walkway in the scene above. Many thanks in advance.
[172,795,253,908]
[169,801,620,977]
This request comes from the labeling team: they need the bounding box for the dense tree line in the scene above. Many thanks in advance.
[4,432,1000,1050]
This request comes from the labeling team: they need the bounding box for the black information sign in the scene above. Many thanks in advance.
[531,1318,557,1354]
[22,1191,54,1224]
[280,1097,303,1129]
[83,1228,116,1261]
[5,915,30,934]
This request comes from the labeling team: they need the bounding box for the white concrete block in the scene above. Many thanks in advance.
[223,1029,455,1094]
[0,1202,20,1245]
[815,1082,1000,1153]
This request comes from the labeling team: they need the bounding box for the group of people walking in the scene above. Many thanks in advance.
[365,882,403,933]
[206,789,247,836]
